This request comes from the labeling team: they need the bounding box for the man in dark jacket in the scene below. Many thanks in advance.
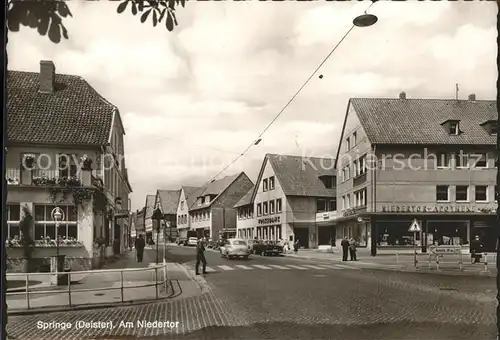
[195,238,207,275]
[341,237,350,261]
[135,234,146,262]
[470,235,484,263]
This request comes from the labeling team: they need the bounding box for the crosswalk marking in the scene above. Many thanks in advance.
[235,265,253,270]
[218,265,234,271]
[286,265,308,270]
[316,265,341,269]
[334,264,360,270]
[302,265,326,270]
[267,265,290,270]
[253,265,272,270]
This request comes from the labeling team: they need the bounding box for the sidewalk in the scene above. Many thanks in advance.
[285,248,497,277]
[7,249,172,313]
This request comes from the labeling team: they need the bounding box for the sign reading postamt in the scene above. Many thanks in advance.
[257,216,280,225]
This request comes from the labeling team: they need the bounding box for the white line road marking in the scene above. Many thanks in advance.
[302,265,326,270]
[334,264,360,269]
[267,265,290,270]
[253,265,272,270]
[286,265,308,270]
[205,266,216,272]
[218,265,234,271]
[317,265,343,269]
[235,265,253,270]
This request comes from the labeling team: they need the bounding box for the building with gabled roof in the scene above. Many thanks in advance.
[153,189,181,243]
[176,186,203,242]
[144,194,156,243]
[335,92,498,256]
[6,60,133,272]
[187,172,253,239]
[236,154,337,248]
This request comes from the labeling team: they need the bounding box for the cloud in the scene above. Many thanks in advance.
[7,1,496,210]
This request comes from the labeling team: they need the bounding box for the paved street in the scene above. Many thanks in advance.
[8,244,497,339]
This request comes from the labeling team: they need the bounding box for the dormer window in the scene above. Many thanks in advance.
[319,175,335,189]
[441,120,461,135]
[481,120,497,135]
[205,195,211,203]
[449,122,459,135]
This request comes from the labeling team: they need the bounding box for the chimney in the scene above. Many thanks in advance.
[468,93,476,101]
[399,91,406,99]
[39,60,55,93]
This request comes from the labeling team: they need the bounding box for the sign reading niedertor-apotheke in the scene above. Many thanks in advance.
[258,216,280,225]
[380,205,497,213]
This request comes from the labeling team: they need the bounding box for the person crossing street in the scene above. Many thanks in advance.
[195,237,207,275]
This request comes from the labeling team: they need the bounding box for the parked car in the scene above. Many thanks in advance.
[187,237,198,247]
[253,240,283,256]
[220,239,251,260]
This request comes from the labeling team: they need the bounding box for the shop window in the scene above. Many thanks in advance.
[263,179,268,192]
[436,153,451,168]
[456,185,469,202]
[317,199,326,213]
[436,185,449,202]
[427,221,468,246]
[257,203,262,216]
[475,186,488,202]
[32,205,78,240]
[376,221,421,247]
[276,199,282,213]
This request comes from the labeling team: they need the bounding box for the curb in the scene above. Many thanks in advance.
[7,281,178,316]
[179,263,211,294]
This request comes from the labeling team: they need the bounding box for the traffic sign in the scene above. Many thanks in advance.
[408,219,421,232]
[429,245,461,255]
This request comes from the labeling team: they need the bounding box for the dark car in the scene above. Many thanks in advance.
[253,240,283,256]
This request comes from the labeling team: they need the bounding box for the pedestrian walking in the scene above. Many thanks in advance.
[195,237,207,275]
[283,241,289,253]
[330,238,335,253]
[470,235,484,264]
[134,234,145,263]
[293,239,300,254]
[349,238,357,261]
[341,237,350,261]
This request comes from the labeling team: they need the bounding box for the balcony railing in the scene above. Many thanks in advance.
[6,168,84,186]
[353,172,367,187]
[6,168,20,185]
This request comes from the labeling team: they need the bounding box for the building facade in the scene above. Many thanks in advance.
[334,92,497,255]
[6,60,132,271]
[235,187,255,239]
[153,189,180,243]
[176,186,202,241]
[144,194,156,244]
[189,173,253,239]
[237,154,337,248]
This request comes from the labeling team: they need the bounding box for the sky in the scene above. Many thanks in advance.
[7,1,497,211]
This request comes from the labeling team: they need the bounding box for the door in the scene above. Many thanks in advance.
[318,226,335,246]
[294,227,309,249]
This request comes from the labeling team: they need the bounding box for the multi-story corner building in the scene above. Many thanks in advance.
[235,186,255,239]
[144,194,156,244]
[176,186,203,241]
[237,154,337,248]
[335,92,497,255]
[153,189,180,243]
[188,173,253,239]
[6,60,132,271]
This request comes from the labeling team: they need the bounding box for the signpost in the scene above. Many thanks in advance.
[408,219,421,268]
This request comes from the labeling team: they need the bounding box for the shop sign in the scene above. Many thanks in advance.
[429,245,462,255]
[342,208,357,217]
[258,216,280,225]
[380,205,497,214]
[316,211,338,222]
[115,209,130,218]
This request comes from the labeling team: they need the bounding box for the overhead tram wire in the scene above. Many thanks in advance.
[194,1,378,191]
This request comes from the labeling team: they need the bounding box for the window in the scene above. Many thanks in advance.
[328,199,336,211]
[317,199,326,213]
[450,122,459,135]
[7,204,21,240]
[345,137,350,151]
[269,200,275,214]
[472,153,487,168]
[320,176,335,189]
[180,201,184,209]
[263,202,268,215]
[496,186,498,202]
[341,196,346,210]
[269,176,275,190]
[355,189,366,207]
[475,186,488,202]
[346,194,350,209]
[57,154,77,178]
[454,152,468,168]
[492,123,498,134]
[358,156,366,175]
[436,153,451,168]
[33,205,78,240]
[456,185,469,202]
[352,131,357,146]
[263,179,268,192]
[257,203,262,216]
[276,198,282,213]
[436,185,449,201]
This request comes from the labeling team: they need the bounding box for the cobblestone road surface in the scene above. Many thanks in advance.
[7,245,497,339]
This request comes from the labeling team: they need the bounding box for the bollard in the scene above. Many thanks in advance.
[428,254,432,269]
[484,253,488,272]
[120,270,124,303]
[436,254,440,271]
[459,251,463,271]
[68,272,72,307]
[25,273,30,309]
[155,267,159,299]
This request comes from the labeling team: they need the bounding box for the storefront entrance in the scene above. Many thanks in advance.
[294,227,309,249]
[318,226,335,245]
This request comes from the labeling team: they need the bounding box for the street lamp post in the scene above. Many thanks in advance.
[51,207,64,276]
[152,208,163,264]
